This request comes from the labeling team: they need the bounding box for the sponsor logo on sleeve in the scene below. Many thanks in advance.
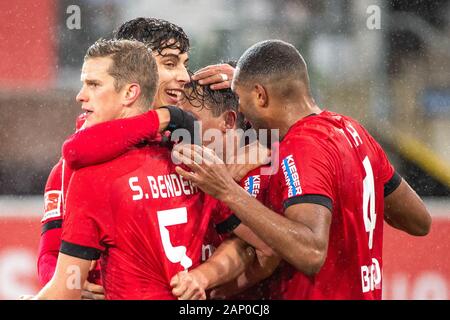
[42,190,62,222]
[244,175,261,198]
[281,155,302,197]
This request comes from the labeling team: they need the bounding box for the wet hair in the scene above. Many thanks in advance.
[235,40,311,95]
[85,39,158,110]
[113,17,190,55]
[183,61,246,130]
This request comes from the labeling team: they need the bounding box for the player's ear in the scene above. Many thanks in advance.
[219,110,237,132]
[123,83,141,107]
[254,84,268,108]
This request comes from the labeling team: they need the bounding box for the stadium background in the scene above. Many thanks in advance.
[0,0,448,300]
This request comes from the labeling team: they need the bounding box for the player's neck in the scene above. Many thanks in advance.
[120,105,145,119]
[277,97,321,139]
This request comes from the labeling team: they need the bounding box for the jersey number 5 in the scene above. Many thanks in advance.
[362,157,376,249]
[157,207,193,270]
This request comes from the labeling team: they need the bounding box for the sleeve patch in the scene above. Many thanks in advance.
[281,155,302,197]
[42,190,62,222]
[243,175,261,198]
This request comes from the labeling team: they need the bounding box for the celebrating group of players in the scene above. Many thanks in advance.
[28,17,431,300]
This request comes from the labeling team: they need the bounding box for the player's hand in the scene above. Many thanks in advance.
[173,144,237,200]
[170,271,207,300]
[192,64,235,90]
[18,295,34,300]
[226,141,271,181]
[81,281,105,300]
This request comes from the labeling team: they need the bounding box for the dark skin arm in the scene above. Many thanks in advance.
[384,178,431,236]
[173,144,331,275]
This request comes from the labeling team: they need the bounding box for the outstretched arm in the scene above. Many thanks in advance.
[62,110,166,169]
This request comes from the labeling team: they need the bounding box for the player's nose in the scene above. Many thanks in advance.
[76,86,88,103]
[177,66,190,86]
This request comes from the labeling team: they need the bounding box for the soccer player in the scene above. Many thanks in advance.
[34,38,214,300]
[169,78,283,300]
[172,40,432,299]
[36,17,201,298]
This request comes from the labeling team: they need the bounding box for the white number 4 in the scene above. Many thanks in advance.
[157,207,193,270]
[362,157,376,249]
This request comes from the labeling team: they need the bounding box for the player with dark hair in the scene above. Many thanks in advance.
[173,39,432,300]
[168,75,283,300]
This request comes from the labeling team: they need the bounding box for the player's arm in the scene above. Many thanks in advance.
[37,161,64,286]
[226,192,330,275]
[170,236,255,300]
[34,253,92,300]
[37,228,63,286]
[174,144,332,275]
[209,248,281,299]
[383,175,431,236]
[62,107,196,169]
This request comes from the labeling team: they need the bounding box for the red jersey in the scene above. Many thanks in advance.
[61,144,212,300]
[38,111,161,286]
[268,110,399,300]
[232,167,284,300]
[201,167,283,300]
[38,115,102,286]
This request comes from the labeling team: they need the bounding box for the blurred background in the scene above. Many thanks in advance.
[0,0,449,299]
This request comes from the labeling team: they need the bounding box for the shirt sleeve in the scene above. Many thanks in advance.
[38,160,65,285]
[61,168,113,260]
[37,227,62,286]
[62,110,160,169]
[279,136,334,211]
[41,160,64,227]
[365,134,400,196]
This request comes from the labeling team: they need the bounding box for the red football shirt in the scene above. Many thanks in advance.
[203,167,284,300]
[268,110,398,300]
[61,144,211,300]
[38,114,101,286]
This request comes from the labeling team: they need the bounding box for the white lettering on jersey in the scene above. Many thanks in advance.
[157,207,192,270]
[42,190,62,222]
[361,258,381,293]
[345,123,363,147]
[129,174,199,201]
[281,155,302,198]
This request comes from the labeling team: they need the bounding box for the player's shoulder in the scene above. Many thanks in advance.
[74,145,173,180]
[72,148,147,178]
[284,111,338,142]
